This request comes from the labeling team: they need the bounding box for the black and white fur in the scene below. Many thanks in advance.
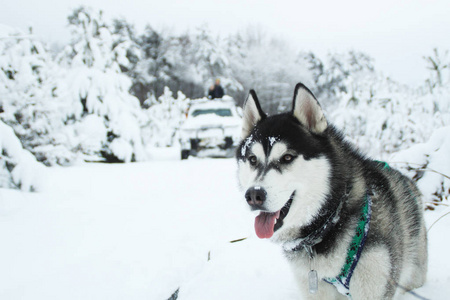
[236,83,427,299]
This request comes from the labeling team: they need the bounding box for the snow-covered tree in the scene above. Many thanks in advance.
[225,27,311,112]
[304,51,375,108]
[0,25,75,166]
[328,59,450,161]
[423,48,449,93]
[111,18,140,71]
[298,49,450,205]
[58,6,146,162]
[131,25,174,103]
[188,26,242,99]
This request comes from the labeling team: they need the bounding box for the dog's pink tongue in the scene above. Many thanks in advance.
[255,211,280,239]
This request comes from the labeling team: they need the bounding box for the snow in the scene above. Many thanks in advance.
[71,115,108,157]
[0,153,449,299]
[268,136,279,147]
[180,117,240,143]
[241,134,254,157]
[180,113,240,130]
[390,126,450,206]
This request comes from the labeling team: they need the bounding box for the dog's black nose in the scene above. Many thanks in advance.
[245,187,267,209]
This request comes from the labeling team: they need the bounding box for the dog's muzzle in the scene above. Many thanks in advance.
[245,187,295,239]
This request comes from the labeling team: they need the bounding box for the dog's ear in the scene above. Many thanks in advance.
[241,90,266,138]
[292,83,327,134]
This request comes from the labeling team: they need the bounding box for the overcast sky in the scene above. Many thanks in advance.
[2,0,450,85]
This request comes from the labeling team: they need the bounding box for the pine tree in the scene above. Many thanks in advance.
[131,25,173,103]
[188,26,242,99]
[58,6,146,163]
[0,25,75,166]
[303,51,375,108]
[111,18,141,74]
[225,27,310,113]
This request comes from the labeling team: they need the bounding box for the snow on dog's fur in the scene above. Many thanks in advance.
[236,83,427,299]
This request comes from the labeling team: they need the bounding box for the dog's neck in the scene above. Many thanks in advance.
[282,184,351,254]
[282,198,344,254]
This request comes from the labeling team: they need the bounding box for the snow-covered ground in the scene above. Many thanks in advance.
[1,150,449,299]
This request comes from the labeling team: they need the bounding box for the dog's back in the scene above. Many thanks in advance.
[364,161,428,295]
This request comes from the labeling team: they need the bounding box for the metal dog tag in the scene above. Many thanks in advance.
[308,270,318,294]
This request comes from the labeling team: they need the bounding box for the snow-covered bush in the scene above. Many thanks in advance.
[0,25,76,166]
[57,7,146,162]
[0,120,45,191]
[329,72,450,159]
[305,51,450,206]
[142,88,189,147]
[321,56,450,204]
[390,126,450,210]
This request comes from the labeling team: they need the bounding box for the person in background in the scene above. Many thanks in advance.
[208,78,225,99]
[208,85,215,99]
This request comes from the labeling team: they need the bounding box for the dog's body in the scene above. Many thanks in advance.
[236,84,427,299]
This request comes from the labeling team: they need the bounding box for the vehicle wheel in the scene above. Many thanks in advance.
[190,139,200,152]
[224,137,233,149]
[181,150,190,160]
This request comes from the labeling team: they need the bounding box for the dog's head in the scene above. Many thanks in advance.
[236,83,332,241]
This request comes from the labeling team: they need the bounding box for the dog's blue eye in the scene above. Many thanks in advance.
[249,155,257,165]
[281,154,294,163]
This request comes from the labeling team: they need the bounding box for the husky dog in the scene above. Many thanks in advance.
[236,83,427,299]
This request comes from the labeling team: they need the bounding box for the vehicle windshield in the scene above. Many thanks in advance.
[191,108,232,117]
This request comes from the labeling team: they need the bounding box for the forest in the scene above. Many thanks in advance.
[1,6,449,207]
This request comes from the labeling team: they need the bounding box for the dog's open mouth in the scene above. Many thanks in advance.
[254,193,294,239]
